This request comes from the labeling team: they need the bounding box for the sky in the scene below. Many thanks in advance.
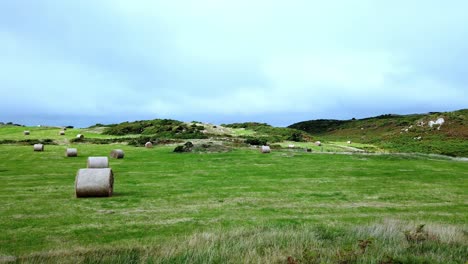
[0,1,467,127]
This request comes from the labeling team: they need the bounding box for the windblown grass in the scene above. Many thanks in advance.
[0,144,466,263]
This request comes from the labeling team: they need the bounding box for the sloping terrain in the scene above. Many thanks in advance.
[289,109,468,157]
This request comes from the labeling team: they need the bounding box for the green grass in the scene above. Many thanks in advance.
[0,125,130,141]
[0,143,467,263]
[289,109,468,157]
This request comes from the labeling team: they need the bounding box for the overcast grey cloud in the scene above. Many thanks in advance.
[1,0,467,127]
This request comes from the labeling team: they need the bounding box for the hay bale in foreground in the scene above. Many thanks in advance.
[59,130,65,135]
[145,142,153,148]
[66,148,77,157]
[75,168,113,197]
[87,157,109,168]
[33,144,44,151]
[76,134,84,139]
[347,140,352,144]
[110,149,124,159]
[261,145,271,153]
[24,131,30,135]
[314,141,321,146]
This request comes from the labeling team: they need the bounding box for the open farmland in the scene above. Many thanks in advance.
[0,138,467,263]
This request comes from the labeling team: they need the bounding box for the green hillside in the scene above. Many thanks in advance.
[289,109,468,157]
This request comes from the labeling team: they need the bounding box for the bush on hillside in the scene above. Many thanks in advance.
[244,137,268,146]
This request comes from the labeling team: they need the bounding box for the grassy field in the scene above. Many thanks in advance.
[0,126,129,141]
[0,142,467,263]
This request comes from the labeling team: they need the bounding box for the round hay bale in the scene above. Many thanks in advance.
[33,144,44,151]
[59,130,65,135]
[76,134,84,139]
[260,145,271,153]
[347,140,352,144]
[110,149,124,159]
[87,156,109,168]
[24,131,30,135]
[288,144,295,148]
[66,148,77,157]
[314,141,321,146]
[75,168,114,198]
[145,142,153,148]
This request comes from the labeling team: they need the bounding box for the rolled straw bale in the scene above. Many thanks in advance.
[66,148,77,157]
[260,145,271,153]
[288,144,295,148]
[33,144,44,151]
[24,131,30,135]
[87,156,109,168]
[76,134,84,139]
[145,142,153,148]
[59,130,65,135]
[110,149,124,159]
[75,168,114,197]
[347,140,352,144]
[314,141,321,146]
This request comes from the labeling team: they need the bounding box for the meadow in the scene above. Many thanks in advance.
[0,126,467,263]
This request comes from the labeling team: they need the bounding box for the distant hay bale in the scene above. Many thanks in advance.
[33,144,44,151]
[110,149,124,159]
[288,144,295,148]
[347,140,352,144]
[24,131,30,135]
[59,130,65,135]
[75,168,113,198]
[66,148,77,157]
[87,157,109,168]
[76,134,84,139]
[260,145,271,153]
[314,141,321,146]
[145,142,153,148]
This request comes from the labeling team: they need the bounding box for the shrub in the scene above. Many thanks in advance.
[173,142,194,153]
[244,137,268,146]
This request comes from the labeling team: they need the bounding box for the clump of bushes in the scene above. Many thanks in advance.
[103,119,208,139]
[224,122,311,142]
[174,142,194,153]
[244,137,268,146]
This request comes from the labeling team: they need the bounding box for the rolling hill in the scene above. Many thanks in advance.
[289,109,468,156]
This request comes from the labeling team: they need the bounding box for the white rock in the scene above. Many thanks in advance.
[435,118,445,125]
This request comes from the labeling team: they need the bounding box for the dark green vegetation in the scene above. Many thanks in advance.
[223,122,311,143]
[102,119,207,139]
[290,109,468,157]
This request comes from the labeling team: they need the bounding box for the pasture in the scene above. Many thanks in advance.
[0,139,467,263]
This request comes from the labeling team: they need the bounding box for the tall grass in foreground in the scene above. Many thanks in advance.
[8,220,467,264]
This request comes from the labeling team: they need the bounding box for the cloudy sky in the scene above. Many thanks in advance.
[1,1,467,127]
